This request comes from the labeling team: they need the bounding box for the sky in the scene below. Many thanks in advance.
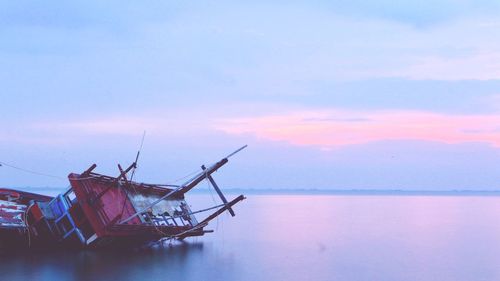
[1,0,500,190]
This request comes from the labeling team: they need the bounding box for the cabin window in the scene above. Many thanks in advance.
[66,191,77,206]
[56,215,73,235]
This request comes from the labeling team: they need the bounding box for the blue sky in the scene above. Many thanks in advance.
[1,1,500,190]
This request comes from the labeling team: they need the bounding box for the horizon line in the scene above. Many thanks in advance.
[6,186,500,196]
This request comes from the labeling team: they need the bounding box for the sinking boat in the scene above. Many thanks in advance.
[0,188,53,249]
[0,146,246,250]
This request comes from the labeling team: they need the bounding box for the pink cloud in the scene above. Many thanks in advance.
[216,110,500,148]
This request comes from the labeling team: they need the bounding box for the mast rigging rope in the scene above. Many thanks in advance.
[0,160,65,180]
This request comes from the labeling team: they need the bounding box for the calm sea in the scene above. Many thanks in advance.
[1,194,500,281]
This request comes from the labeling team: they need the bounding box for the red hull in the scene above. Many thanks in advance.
[0,146,246,250]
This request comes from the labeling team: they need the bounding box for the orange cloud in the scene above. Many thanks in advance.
[216,110,500,148]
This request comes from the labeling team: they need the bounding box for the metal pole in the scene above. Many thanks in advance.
[119,145,248,224]
[225,145,247,159]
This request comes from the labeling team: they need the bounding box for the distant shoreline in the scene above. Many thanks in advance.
[217,189,500,196]
[7,187,500,197]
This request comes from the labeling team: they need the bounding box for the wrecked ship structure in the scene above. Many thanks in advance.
[0,146,247,250]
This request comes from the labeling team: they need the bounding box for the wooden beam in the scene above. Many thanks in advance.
[116,162,136,184]
[202,165,235,217]
[200,195,245,225]
[81,164,97,177]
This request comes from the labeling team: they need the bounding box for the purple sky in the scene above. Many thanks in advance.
[1,1,500,190]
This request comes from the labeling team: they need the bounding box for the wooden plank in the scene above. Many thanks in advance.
[200,195,245,225]
[201,165,235,217]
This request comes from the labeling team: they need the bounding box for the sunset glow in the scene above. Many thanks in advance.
[218,110,500,148]
[2,0,500,190]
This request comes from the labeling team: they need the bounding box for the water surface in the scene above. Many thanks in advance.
[1,194,500,281]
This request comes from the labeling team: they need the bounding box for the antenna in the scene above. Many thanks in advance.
[130,131,146,182]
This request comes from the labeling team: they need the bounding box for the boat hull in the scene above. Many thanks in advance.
[0,189,53,251]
